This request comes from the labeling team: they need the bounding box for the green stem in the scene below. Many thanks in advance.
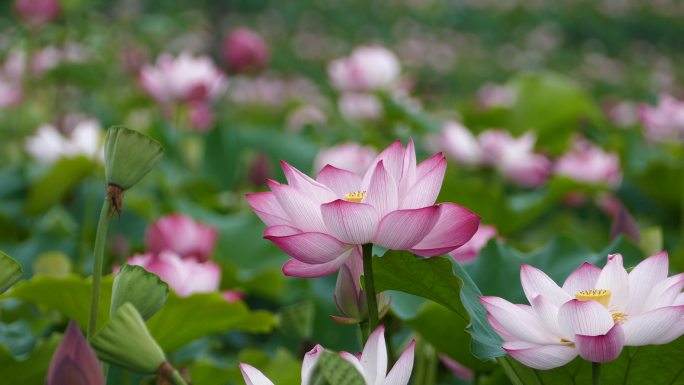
[362,243,379,336]
[592,362,601,385]
[87,198,111,339]
[359,320,370,348]
[170,369,188,385]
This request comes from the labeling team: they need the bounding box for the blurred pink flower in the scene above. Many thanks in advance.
[328,46,400,92]
[0,77,23,108]
[240,344,323,385]
[46,321,104,385]
[333,258,389,325]
[139,52,227,105]
[126,251,221,297]
[639,94,684,142]
[222,290,245,303]
[145,214,218,262]
[605,100,638,128]
[314,142,377,176]
[285,105,327,133]
[14,0,59,26]
[476,83,516,110]
[188,101,215,132]
[223,28,269,74]
[439,354,474,381]
[247,140,480,278]
[482,252,684,370]
[449,224,497,264]
[338,93,383,121]
[24,119,103,164]
[479,130,551,187]
[555,139,622,188]
[434,121,483,166]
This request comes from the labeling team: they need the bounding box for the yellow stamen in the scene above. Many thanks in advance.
[575,289,612,307]
[559,338,574,346]
[344,191,366,203]
[612,312,628,324]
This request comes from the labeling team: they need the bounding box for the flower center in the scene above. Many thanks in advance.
[612,312,627,324]
[343,191,366,203]
[575,289,611,307]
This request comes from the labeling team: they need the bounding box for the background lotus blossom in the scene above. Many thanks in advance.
[449,224,497,264]
[145,213,218,262]
[482,252,684,370]
[139,52,227,105]
[240,344,323,385]
[314,142,378,176]
[24,118,103,165]
[125,251,221,297]
[247,140,480,278]
[328,46,400,92]
[338,92,383,122]
[639,94,684,143]
[46,321,104,385]
[554,138,622,188]
[432,121,483,166]
[15,0,60,26]
[223,28,270,73]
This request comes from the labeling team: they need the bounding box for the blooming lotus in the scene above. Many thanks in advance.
[247,140,480,278]
[314,142,377,176]
[638,94,684,143]
[479,130,551,188]
[46,321,104,385]
[328,46,400,92]
[14,0,60,26]
[125,251,220,297]
[482,252,684,370]
[554,138,621,188]
[240,344,323,385]
[24,118,103,165]
[433,121,483,166]
[239,326,415,385]
[449,224,497,264]
[145,213,218,262]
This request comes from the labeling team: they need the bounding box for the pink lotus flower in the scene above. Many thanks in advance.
[139,52,227,105]
[46,321,104,385]
[222,290,245,303]
[188,101,215,132]
[433,121,483,166]
[476,83,516,110]
[482,252,684,370]
[240,344,324,385]
[338,93,383,122]
[125,251,221,297]
[554,139,622,188]
[449,224,497,264]
[0,77,23,108]
[247,140,480,278]
[223,28,269,74]
[340,325,415,385]
[438,354,473,381]
[145,214,218,262]
[333,257,390,324]
[328,46,400,92]
[314,142,377,176]
[24,119,103,165]
[479,130,551,188]
[639,94,684,142]
[15,0,60,26]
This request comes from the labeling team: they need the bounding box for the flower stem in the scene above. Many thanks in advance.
[170,370,188,385]
[592,362,601,385]
[87,198,112,338]
[362,243,379,336]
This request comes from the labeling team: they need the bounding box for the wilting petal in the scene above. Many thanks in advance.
[575,323,625,363]
[643,273,684,311]
[627,252,669,314]
[595,253,629,309]
[302,345,324,385]
[47,321,104,385]
[383,340,415,385]
[558,299,614,337]
[317,165,362,197]
[361,325,388,385]
[480,296,558,344]
[364,161,399,217]
[562,262,601,297]
[239,363,275,385]
[246,192,291,227]
[374,206,440,250]
[270,181,327,232]
[531,295,566,340]
[264,227,347,264]
[401,155,446,209]
[521,265,573,308]
[503,341,577,370]
[622,306,684,345]
[409,203,480,257]
[321,200,380,245]
[282,248,354,278]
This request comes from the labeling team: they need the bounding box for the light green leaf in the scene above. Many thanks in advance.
[0,334,61,385]
[111,264,169,320]
[0,251,22,294]
[277,300,314,339]
[24,156,94,215]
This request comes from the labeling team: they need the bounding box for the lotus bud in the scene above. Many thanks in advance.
[46,321,104,385]
[14,0,60,26]
[223,28,269,73]
[332,264,389,325]
[90,303,166,374]
[104,126,163,215]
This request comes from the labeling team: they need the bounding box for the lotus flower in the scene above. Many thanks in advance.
[125,251,220,297]
[340,325,415,385]
[24,119,103,165]
[479,130,551,188]
[449,224,497,264]
[328,46,400,92]
[338,92,383,122]
[482,252,684,370]
[638,94,684,143]
[46,321,104,385]
[554,139,622,188]
[145,213,218,262]
[15,0,60,26]
[139,52,227,105]
[223,28,269,73]
[239,344,324,385]
[247,140,480,278]
[432,121,483,166]
[314,142,377,176]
